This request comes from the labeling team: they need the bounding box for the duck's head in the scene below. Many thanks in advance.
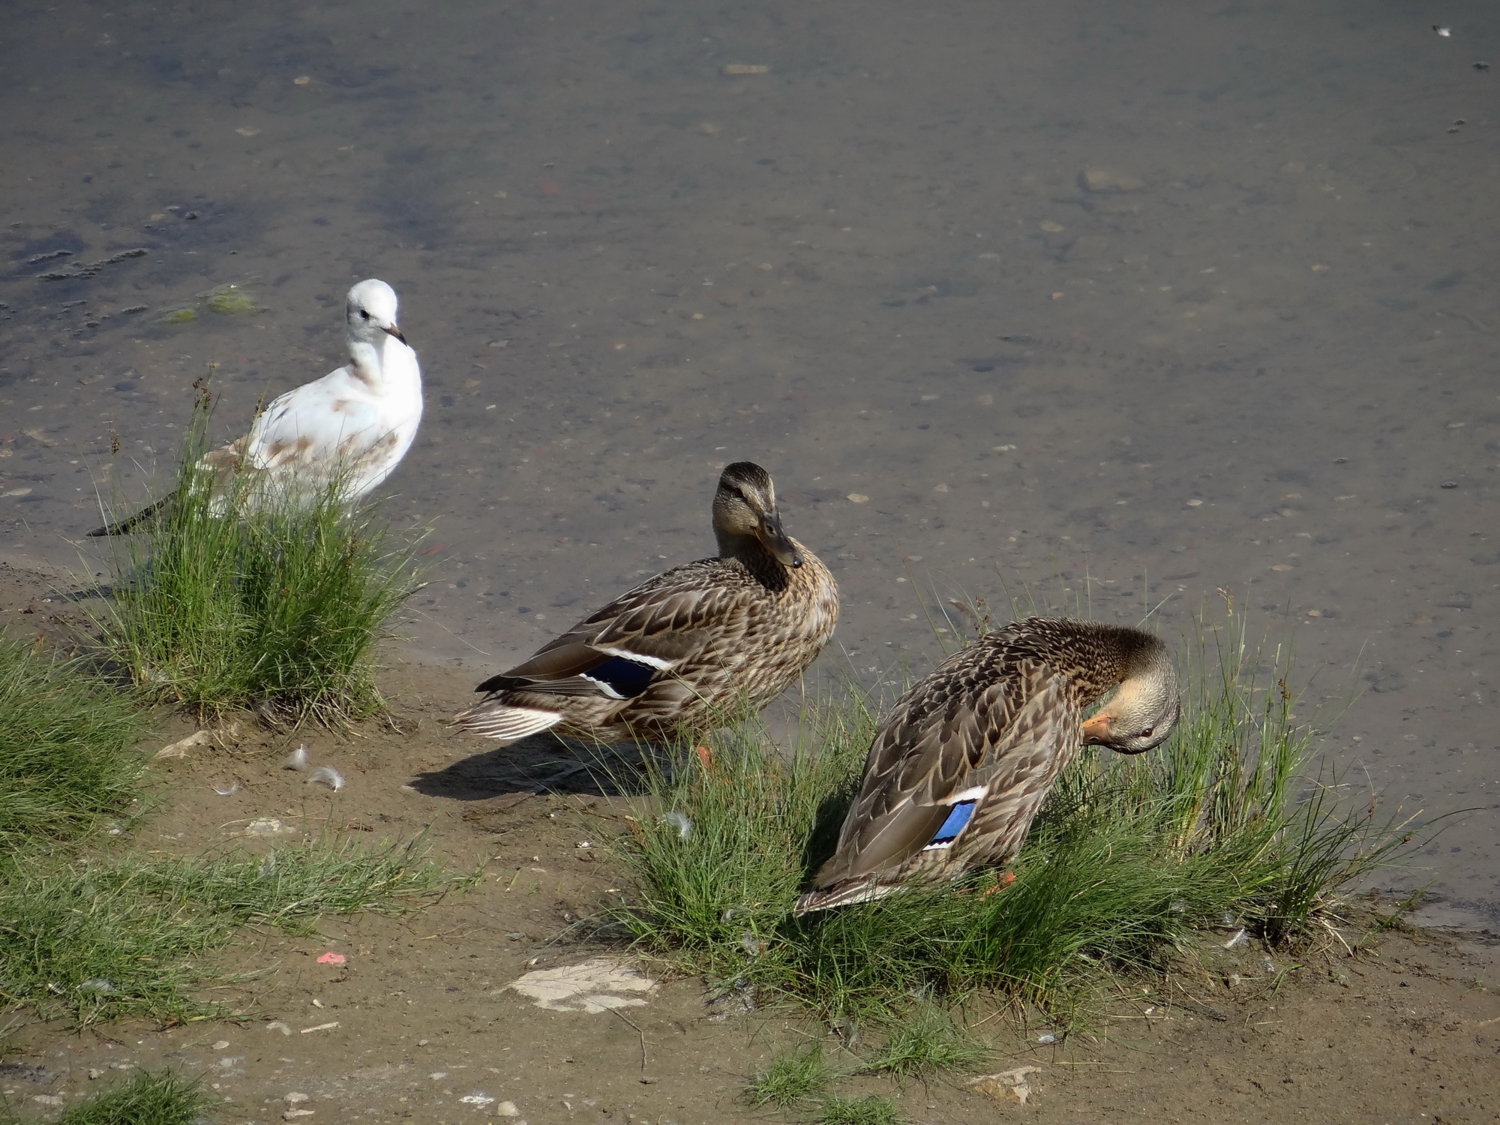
[1080,635,1180,754]
[713,461,800,568]
[346,279,406,344]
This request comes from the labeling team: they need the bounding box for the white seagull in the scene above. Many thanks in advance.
[90,279,423,535]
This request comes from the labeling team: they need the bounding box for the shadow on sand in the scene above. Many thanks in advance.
[407,733,666,806]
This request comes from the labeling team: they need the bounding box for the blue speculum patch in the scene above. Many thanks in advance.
[927,800,977,848]
[584,655,658,698]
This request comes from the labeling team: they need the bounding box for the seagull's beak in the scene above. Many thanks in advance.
[384,324,407,344]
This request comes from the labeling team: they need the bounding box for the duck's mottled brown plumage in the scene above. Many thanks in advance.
[794,618,1179,914]
[454,462,839,745]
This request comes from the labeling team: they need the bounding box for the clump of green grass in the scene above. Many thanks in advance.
[618,693,875,975]
[0,835,473,1024]
[859,1006,987,1079]
[120,834,473,934]
[6,1069,213,1125]
[745,1044,835,1109]
[0,635,149,849]
[816,1093,905,1125]
[614,615,1421,1025]
[93,379,421,724]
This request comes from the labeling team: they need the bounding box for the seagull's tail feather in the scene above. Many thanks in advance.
[86,496,171,537]
[452,700,564,745]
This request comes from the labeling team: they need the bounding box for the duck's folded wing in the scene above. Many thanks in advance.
[812,670,1068,887]
[473,580,740,701]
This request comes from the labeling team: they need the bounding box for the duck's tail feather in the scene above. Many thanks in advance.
[86,496,170,537]
[452,700,564,745]
[792,878,901,916]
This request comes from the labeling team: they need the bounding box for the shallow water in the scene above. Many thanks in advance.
[1,0,1496,920]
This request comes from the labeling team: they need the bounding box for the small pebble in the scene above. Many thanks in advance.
[1186,498,1203,507]
[285,1093,310,1104]
[846,493,869,503]
[495,1102,520,1118]
[1440,481,1458,489]
[212,1040,230,1050]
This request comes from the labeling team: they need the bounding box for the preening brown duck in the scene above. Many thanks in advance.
[794,618,1180,915]
[453,461,839,746]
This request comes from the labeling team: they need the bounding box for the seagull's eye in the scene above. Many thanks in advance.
[359,309,370,320]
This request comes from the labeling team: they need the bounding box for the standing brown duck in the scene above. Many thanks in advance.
[454,462,839,745]
[794,618,1180,914]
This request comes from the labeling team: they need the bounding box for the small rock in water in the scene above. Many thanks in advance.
[1080,168,1145,193]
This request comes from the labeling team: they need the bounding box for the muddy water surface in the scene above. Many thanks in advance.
[1,0,1497,919]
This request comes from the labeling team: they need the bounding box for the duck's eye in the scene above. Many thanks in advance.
[1140,727,1154,739]
[359,309,370,320]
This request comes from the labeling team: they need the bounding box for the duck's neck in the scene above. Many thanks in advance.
[1005,619,1163,702]
[716,531,792,592]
